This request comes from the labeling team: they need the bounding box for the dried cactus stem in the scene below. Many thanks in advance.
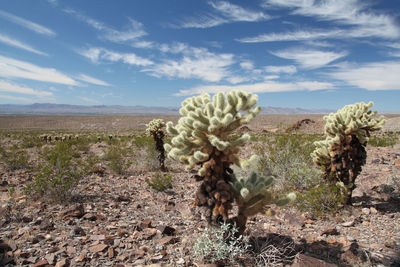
[152,131,167,172]
[195,150,234,222]
[328,135,366,204]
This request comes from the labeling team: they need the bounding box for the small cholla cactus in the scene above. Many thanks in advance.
[146,119,167,171]
[164,90,293,234]
[311,101,385,204]
[230,172,296,234]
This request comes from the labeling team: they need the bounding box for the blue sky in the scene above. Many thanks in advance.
[0,0,400,112]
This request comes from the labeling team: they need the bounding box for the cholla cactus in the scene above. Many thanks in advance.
[231,172,296,234]
[164,90,265,231]
[146,119,167,171]
[311,102,385,203]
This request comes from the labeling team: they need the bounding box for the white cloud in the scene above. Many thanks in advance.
[265,65,297,74]
[0,33,48,56]
[65,9,146,43]
[330,61,400,90]
[79,47,153,66]
[238,29,344,43]
[78,96,101,104]
[271,48,347,69]
[0,80,53,97]
[0,10,55,36]
[180,1,270,28]
[0,55,78,85]
[175,80,333,96]
[0,94,34,103]
[77,74,111,86]
[132,41,154,49]
[143,47,235,82]
[263,0,400,40]
[240,60,254,70]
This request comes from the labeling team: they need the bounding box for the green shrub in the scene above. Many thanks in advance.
[193,222,250,264]
[0,145,30,171]
[105,144,131,175]
[25,142,85,202]
[368,134,398,147]
[146,172,173,191]
[256,133,322,191]
[295,182,347,216]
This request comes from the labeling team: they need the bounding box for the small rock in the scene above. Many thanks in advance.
[291,253,336,267]
[158,236,179,246]
[393,158,400,169]
[369,207,378,214]
[90,234,105,241]
[62,204,85,218]
[157,225,176,236]
[176,258,185,264]
[76,252,86,262]
[108,247,115,258]
[55,258,69,267]
[140,219,153,229]
[32,259,49,267]
[117,230,129,237]
[89,244,108,254]
[40,218,55,231]
[342,220,355,227]
[82,213,97,221]
[321,228,339,236]
[45,253,56,265]
[384,239,396,248]
[361,208,370,215]
[72,226,86,236]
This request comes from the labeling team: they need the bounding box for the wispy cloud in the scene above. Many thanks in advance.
[79,47,153,66]
[78,96,102,104]
[0,80,53,97]
[0,10,55,36]
[76,74,111,86]
[0,94,34,103]
[0,33,48,55]
[175,80,333,96]
[271,48,347,69]
[240,60,254,70]
[65,8,146,42]
[265,65,297,74]
[0,55,78,85]
[180,1,270,28]
[261,0,400,40]
[238,29,343,43]
[143,47,235,82]
[330,61,400,90]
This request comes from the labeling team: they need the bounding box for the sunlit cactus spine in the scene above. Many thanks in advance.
[231,172,296,234]
[165,90,270,233]
[311,101,385,204]
[146,119,167,172]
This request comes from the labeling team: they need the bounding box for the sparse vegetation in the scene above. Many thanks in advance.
[105,143,132,175]
[368,133,398,147]
[146,172,173,191]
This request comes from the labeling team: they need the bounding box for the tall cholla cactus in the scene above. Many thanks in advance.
[231,172,296,234]
[164,90,294,234]
[311,101,385,203]
[146,119,167,172]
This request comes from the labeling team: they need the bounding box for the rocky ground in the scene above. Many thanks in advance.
[0,116,399,267]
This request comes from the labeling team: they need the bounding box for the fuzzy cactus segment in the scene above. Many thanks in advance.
[311,102,385,203]
[231,172,295,218]
[164,90,261,223]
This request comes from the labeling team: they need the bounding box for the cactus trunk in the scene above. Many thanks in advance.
[153,131,167,172]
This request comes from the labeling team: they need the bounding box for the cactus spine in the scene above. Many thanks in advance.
[146,119,167,172]
[311,102,385,204]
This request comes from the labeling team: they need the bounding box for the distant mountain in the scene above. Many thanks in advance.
[0,103,333,115]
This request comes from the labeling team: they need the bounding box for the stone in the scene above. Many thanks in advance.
[384,239,396,248]
[291,254,337,267]
[90,234,106,241]
[40,218,55,231]
[108,247,115,258]
[62,204,85,218]
[82,213,97,221]
[89,244,108,254]
[45,253,56,265]
[76,252,86,262]
[32,259,49,267]
[342,220,355,227]
[321,228,339,236]
[55,258,69,267]
[369,207,378,214]
[361,208,370,215]
[393,158,400,169]
[158,236,179,246]
[283,213,305,228]
[72,226,86,236]
[157,225,176,236]
[140,219,153,229]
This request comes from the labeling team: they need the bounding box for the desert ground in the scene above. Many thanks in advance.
[1,114,399,267]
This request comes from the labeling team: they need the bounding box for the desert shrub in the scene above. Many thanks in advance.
[146,172,173,191]
[295,182,347,216]
[21,134,44,148]
[25,142,85,202]
[193,222,250,264]
[146,119,167,171]
[256,133,323,191]
[368,134,398,147]
[131,134,153,147]
[0,145,30,171]
[105,143,132,174]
